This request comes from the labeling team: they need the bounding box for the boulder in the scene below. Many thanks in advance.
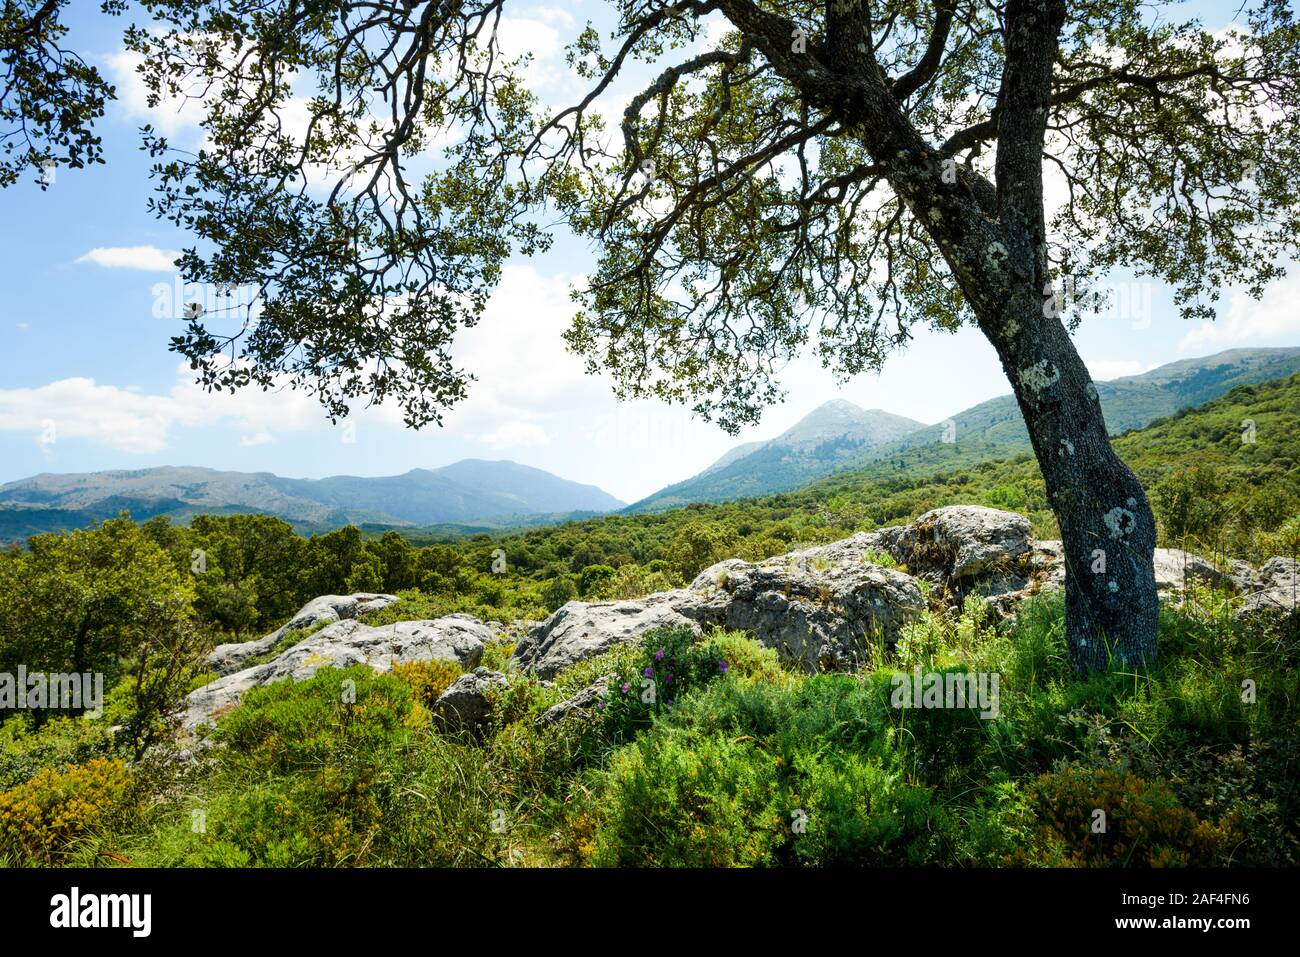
[433,667,508,732]
[980,539,1066,614]
[1229,560,1262,595]
[1152,549,1234,595]
[536,674,613,726]
[184,613,492,731]
[984,543,1242,614]
[881,506,1032,585]
[1236,557,1299,626]
[514,534,926,679]
[513,591,703,680]
[208,593,400,675]
[686,537,927,671]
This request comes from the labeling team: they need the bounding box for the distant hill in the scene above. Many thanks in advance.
[0,460,624,540]
[630,347,1300,512]
[865,346,1300,468]
[628,399,924,512]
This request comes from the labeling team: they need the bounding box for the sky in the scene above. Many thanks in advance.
[0,0,1296,505]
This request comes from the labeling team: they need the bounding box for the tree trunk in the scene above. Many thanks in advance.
[976,276,1160,672]
[924,0,1158,671]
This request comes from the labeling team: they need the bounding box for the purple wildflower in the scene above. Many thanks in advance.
[621,682,630,694]
[665,673,673,684]
[718,660,730,674]
[643,666,654,678]
[655,649,665,661]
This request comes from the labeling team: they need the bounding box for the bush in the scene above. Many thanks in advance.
[390,659,463,711]
[1022,764,1241,867]
[599,626,740,743]
[585,728,787,866]
[0,758,132,864]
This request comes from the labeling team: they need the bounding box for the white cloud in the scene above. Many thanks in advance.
[1179,273,1300,350]
[76,246,181,272]
[447,263,608,431]
[0,365,323,455]
[0,263,602,457]
[104,48,205,138]
[496,16,566,91]
[1085,358,1156,381]
[0,377,193,454]
[476,421,551,449]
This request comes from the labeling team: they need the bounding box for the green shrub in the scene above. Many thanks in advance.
[585,728,786,867]
[0,758,132,864]
[1022,764,1241,867]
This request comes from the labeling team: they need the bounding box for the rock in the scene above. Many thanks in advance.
[685,539,926,671]
[516,532,928,678]
[986,542,1239,613]
[1229,560,1261,595]
[883,506,1032,585]
[513,592,702,680]
[1236,557,1299,626]
[184,613,492,731]
[536,674,612,726]
[433,667,508,732]
[207,593,400,675]
[980,539,1066,615]
[1152,549,1234,595]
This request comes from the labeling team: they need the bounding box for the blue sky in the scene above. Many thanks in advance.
[0,0,1295,504]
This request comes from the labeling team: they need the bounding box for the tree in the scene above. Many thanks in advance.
[541,575,579,613]
[0,516,199,741]
[0,0,120,188]
[666,521,736,581]
[122,1,1300,671]
[579,563,619,598]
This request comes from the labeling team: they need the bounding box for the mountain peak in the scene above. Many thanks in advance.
[809,398,865,414]
[775,401,923,447]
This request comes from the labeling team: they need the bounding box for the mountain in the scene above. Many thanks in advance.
[0,460,624,540]
[848,346,1300,479]
[628,400,925,512]
[629,347,1300,513]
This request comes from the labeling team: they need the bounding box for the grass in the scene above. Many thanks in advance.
[2,577,1293,868]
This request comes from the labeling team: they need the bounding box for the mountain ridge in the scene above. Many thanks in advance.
[627,346,1300,513]
[627,400,925,512]
[0,459,624,539]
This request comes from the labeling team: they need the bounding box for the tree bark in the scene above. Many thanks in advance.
[979,278,1160,672]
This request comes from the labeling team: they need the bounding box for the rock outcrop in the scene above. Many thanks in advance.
[537,675,612,726]
[685,537,927,672]
[515,531,926,678]
[207,593,400,675]
[433,667,508,732]
[1236,557,1299,627]
[183,507,1293,734]
[184,613,492,731]
[878,506,1032,585]
[513,591,702,680]
[872,506,1050,613]
[1152,549,1236,595]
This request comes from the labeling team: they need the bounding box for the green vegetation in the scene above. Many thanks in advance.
[1,588,1294,868]
[0,377,1295,867]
